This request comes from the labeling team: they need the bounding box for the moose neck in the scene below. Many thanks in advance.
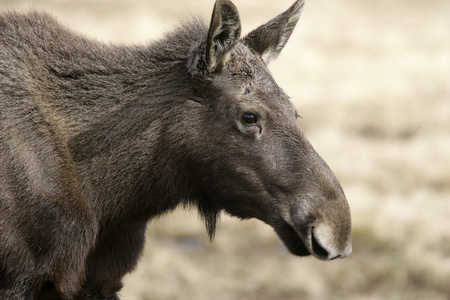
[62,25,208,224]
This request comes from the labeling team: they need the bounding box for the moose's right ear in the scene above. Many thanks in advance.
[188,0,241,76]
[243,0,304,65]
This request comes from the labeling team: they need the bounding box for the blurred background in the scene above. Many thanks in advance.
[1,0,449,299]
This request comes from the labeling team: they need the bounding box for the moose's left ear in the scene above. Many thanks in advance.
[243,0,305,65]
[189,0,241,76]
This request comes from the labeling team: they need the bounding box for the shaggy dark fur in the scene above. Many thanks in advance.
[0,0,351,299]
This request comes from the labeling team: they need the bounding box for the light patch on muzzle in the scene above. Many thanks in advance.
[313,223,352,260]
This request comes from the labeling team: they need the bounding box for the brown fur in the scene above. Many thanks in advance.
[0,1,351,299]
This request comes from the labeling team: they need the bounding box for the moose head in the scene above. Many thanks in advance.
[181,0,352,260]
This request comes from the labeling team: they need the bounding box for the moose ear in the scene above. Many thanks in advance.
[189,0,241,76]
[243,0,305,65]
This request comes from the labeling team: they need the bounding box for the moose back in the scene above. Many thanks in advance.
[0,0,352,299]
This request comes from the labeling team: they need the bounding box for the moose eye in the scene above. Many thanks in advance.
[242,112,258,124]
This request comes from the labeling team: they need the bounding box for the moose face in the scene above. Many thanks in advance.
[186,0,352,260]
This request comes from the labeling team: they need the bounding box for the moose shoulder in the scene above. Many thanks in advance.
[0,0,352,299]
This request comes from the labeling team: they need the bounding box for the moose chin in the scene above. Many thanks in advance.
[0,0,351,299]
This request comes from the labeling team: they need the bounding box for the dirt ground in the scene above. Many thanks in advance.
[2,0,449,299]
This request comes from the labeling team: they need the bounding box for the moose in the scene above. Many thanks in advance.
[0,0,352,299]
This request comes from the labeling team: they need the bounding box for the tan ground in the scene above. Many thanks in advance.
[2,0,449,299]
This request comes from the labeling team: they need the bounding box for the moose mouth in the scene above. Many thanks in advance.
[274,219,330,259]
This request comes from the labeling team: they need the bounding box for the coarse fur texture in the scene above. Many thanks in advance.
[0,0,351,299]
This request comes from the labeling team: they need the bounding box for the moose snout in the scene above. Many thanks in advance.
[290,194,353,261]
[310,222,352,260]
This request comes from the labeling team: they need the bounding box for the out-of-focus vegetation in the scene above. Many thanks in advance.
[2,0,449,299]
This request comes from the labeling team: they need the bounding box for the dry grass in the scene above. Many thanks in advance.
[2,0,449,299]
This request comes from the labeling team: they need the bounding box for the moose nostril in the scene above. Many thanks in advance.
[330,254,342,260]
[311,229,329,258]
